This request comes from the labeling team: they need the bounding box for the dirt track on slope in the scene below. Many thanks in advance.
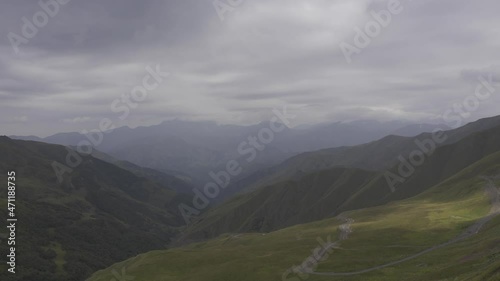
[305,177,500,277]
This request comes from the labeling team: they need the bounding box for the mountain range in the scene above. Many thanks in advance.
[179,116,500,241]
[2,116,500,281]
[88,133,500,281]
[11,119,448,187]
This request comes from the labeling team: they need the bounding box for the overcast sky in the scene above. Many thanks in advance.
[1,0,499,137]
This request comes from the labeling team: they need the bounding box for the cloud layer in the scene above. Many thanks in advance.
[1,0,499,136]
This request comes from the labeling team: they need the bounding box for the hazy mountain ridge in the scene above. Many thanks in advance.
[10,119,447,187]
[226,115,500,196]
[180,118,500,241]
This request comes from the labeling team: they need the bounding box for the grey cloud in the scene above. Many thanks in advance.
[460,65,500,83]
[0,0,499,136]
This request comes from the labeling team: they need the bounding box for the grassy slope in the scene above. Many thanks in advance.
[88,151,500,281]
[180,124,500,241]
[179,168,378,241]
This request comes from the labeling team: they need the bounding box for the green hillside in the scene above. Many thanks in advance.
[179,124,500,241]
[87,150,500,281]
[178,167,377,242]
[0,137,187,281]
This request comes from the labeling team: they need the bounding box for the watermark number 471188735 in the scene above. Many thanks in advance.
[6,171,17,274]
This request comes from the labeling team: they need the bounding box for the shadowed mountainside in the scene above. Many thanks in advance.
[0,137,188,281]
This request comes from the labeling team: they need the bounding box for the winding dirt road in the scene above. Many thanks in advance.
[304,177,500,277]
